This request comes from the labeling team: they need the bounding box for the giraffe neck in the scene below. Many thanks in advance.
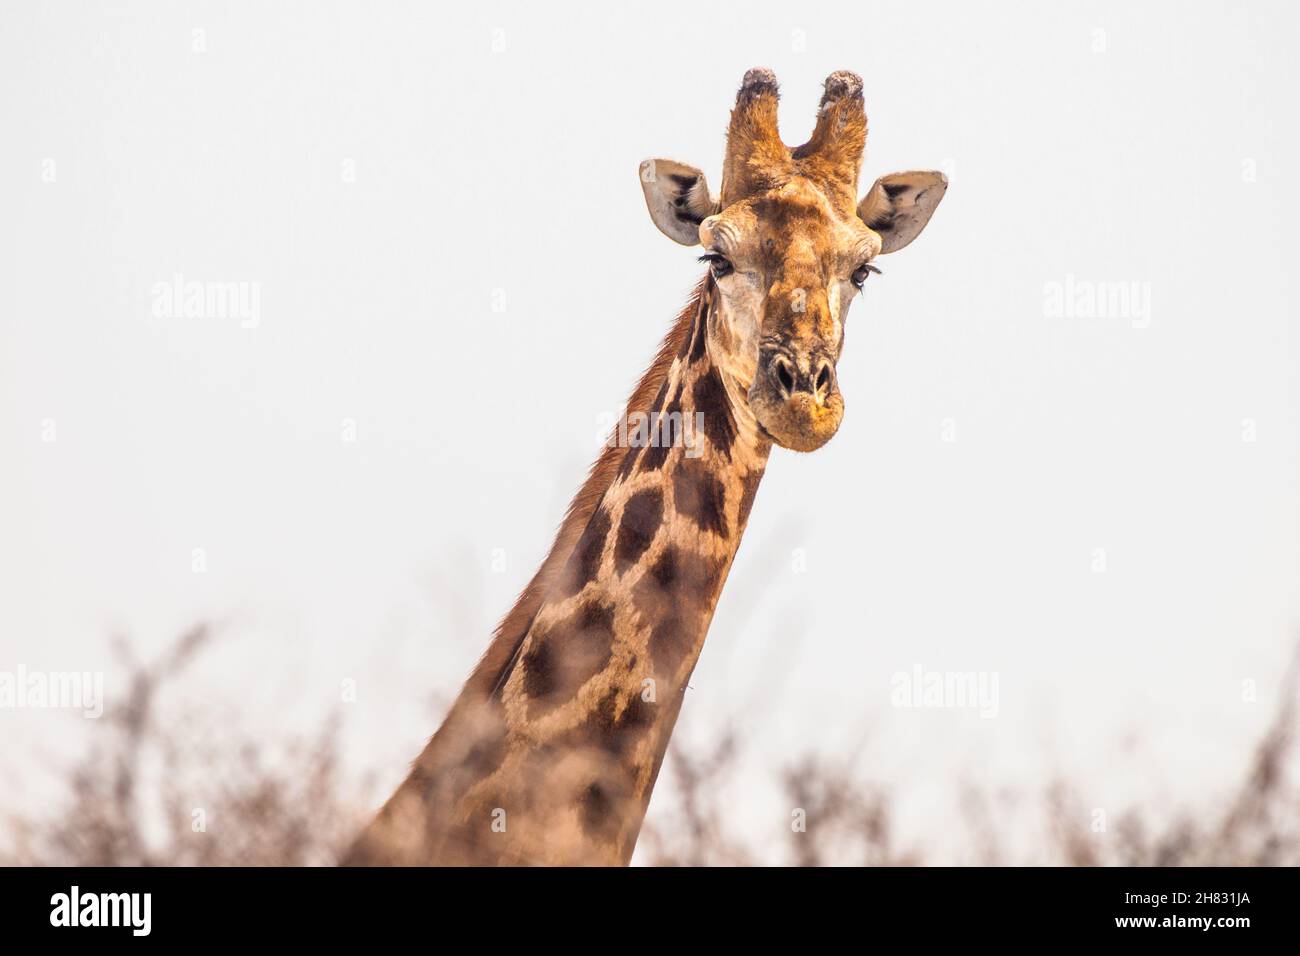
[346,285,771,866]
[477,287,771,863]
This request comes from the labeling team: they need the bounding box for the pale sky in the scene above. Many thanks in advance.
[2,1,1297,862]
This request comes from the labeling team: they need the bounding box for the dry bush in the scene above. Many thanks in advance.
[3,626,368,866]
[642,646,1300,866]
[1040,647,1300,867]
[5,629,1298,867]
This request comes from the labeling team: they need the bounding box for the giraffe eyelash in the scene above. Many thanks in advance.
[852,262,883,289]
[699,252,734,279]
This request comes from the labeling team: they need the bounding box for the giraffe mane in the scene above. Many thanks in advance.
[409,278,707,773]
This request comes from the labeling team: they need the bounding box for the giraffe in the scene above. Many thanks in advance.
[344,68,946,866]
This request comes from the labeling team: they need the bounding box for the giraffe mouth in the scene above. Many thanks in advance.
[749,387,844,452]
[747,346,844,452]
[769,401,844,451]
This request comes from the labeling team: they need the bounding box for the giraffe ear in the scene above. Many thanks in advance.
[857,171,948,254]
[639,158,719,246]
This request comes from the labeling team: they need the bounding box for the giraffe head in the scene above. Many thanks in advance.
[640,69,946,452]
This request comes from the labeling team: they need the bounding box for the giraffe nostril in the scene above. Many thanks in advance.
[772,356,796,397]
[814,361,834,401]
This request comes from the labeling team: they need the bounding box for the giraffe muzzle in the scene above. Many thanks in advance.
[749,347,844,452]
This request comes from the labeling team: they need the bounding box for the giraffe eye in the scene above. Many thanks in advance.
[699,252,734,279]
[852,262,882,289]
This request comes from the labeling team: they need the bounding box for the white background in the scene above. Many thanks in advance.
[2,1,1296,861]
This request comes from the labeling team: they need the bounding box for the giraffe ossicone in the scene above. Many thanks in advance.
[344,68,947,866]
